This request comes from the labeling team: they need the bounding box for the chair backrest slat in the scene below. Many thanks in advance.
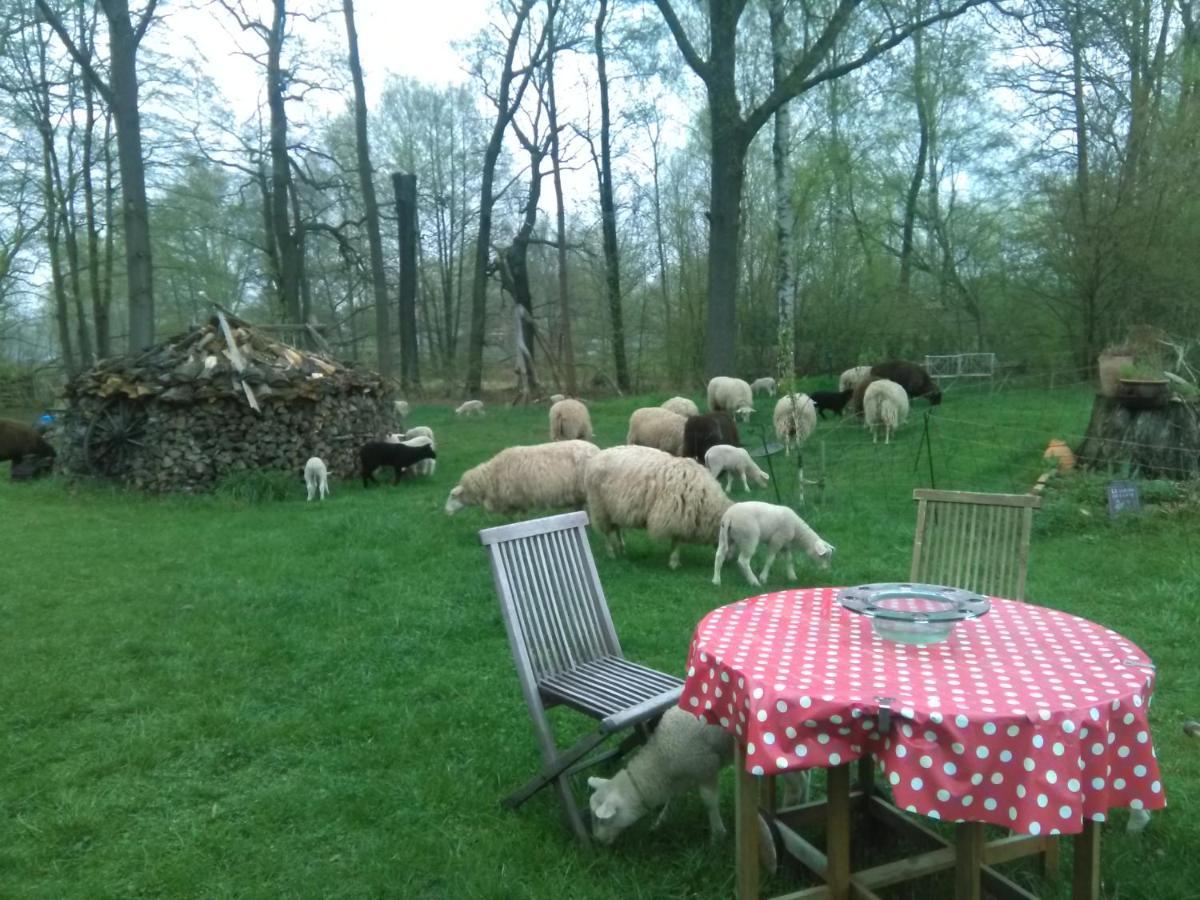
[481,511,620,682]
[911,489,1040,601]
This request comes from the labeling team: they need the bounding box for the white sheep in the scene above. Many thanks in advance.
[402,426,436,476]
[585,445,731,569]
[839,366,872,393]
[661,396,700,419]
[588,707,732,844]
[704,444,769,493]
[750,377,777,397]
[863,378,909,444]
[626,407,687,456]
[549,398,593,442]
[455,399,485,417]
[549,393,565,403]
[773,393,817,455]
[712,501,834,587]
[706,376,755,421]
[393,400,410,421]
[303,456,329,501]
[444,440,599,516]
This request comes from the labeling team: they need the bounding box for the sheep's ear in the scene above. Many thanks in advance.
[762,473,771,481]
[587,776,610,790]
[592,797,617,820]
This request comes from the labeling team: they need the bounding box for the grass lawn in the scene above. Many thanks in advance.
[2,385,1197,898]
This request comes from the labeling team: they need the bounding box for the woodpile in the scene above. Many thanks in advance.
[57,312,394,491]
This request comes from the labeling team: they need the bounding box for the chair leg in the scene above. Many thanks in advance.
[503,730,609,810]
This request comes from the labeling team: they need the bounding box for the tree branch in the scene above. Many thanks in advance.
[33,0,113,106]
[133,0,159,45]
[650,0,710,82]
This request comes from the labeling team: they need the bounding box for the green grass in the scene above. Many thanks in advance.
[2,386,1197,898]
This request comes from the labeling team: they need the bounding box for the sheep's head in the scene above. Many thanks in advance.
[807,539,835,569]
[751,468,770,487]
[734,406,755,422]
[444,485,469,516]
[587,774,646,845]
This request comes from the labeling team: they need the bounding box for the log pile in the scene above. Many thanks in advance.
[57,313,395,491]
[1076,394,1200,480]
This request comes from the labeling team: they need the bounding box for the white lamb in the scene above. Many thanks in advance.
[626,407,687,456]
[704,444,769,493]
[661,396,700,419]
[303,456,329,501]
[444,440,599,516]
[393,399,410,421]
[706,376,755,421]
[455,399,485,416]
[549,398,593,442]
[713,501,834,586]
[585,445,731,568]
[750,377,777,397]
[863,378,909,444]
[773,393,817,455]
[839,366,873,392]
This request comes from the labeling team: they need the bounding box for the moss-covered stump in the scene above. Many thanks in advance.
[1076,394,1200,479]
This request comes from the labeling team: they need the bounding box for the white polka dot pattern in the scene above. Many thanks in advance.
[680,588,1166,836]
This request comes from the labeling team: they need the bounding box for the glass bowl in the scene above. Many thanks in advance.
[837,583,991,645]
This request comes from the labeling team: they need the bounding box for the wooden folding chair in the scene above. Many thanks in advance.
[911,489,1041,601]
[479,511,684,843]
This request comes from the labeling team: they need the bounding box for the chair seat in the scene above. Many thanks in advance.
[540,655,683,731]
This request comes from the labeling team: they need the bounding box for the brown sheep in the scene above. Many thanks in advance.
[0,418,56,467]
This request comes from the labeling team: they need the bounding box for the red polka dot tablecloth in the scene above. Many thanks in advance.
[680,587,1166,836]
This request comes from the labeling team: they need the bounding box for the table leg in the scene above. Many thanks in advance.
[735,743,760,900]
[954,821,984,900]
[1041,833,1061,880]
[827,763,851,900]
[1072,819,1101,900]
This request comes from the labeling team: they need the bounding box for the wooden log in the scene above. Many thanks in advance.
[1077,394,1200,479]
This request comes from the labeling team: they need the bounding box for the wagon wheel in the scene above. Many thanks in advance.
[84,397,147,476]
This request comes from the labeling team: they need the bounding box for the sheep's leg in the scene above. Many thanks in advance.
[736,548,760,587]
[785,552,798,582]
[698,776,726,841]
[712,546,727,586]
[650,799,672,830]
[668,542,682,570]
[740,471,750,492]
[722,472,732,493]
[758,548,779,584]
[780,771,811,806]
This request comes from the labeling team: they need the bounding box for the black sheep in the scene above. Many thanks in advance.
[809,389,853,419]
[870,360,942,405]
[682,411,739,462]
[0,418,56,467]
[360,441,436,487]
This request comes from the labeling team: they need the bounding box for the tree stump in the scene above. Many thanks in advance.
[1076,395,1200,479]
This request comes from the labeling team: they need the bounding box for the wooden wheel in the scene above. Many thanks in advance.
[84,397,147,476]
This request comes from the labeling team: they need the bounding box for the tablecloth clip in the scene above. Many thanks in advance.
[875,696,895,734]
[1121,657,1157,705]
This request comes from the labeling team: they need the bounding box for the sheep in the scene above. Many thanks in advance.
[360,441,437,487]
[444,440,599,516]
[839,366,872,393]
[848,375,880,416]
[870,360,942,405]
[585,445,731,569]
[772,394,817,455]
[549,398,593,442]
[749,377,777,397]
[548,393,565,403]
[706,376,755,421]
[682,411,740,463]
[304,457,329,501]
[627,407,687,456]
[808,389,853,419]
[712,501,835,587]
[863,378,910,444]
[661,396,700,419]
[0,418,56,467]
[393,400,410,424]
[455,399,485,416]
[704,444,769,493]
[588,706,733,844]
[403,427,437,476]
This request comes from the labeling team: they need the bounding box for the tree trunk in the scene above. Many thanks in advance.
[342,0,393,377]
[594,0,629,391]
[546,2,576,395]
[899,31,928,296]
[101,111,115,351]
[40,124,76,377]
[82,67,108,358]
[267,0,302,324]
[768,0,794,378]
[393,173,421,388]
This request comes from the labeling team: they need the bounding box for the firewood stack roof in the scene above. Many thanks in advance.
[65,312,386,405]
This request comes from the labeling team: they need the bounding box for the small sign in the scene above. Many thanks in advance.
[1107,481,1142,518]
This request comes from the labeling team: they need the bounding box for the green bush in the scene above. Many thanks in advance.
[213,468,299,503]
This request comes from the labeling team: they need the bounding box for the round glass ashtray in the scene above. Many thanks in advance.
[836,583,991,645]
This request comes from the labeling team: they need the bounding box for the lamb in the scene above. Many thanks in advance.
[704,444,769,493]
[455,399,485,416]
[627,407,687,456]
[549,393,565,403]
[749,377,777,397]
[588,706,733,844]
[585,445,732,568]
[0,418,56,468]
[661,396,700,419]
[808,389,853,419]
[549,398,593,442]
[772,393,817,455]
[304,457,330,501]
[863,378,910,444]
[712,501,835,587]
[839,365,872,393]
[706,376,755,421]
[444,440,599,516]
[870,360,942,405]
[360,441,437,487]
[393,400,410,425]
[403,427,437,476]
